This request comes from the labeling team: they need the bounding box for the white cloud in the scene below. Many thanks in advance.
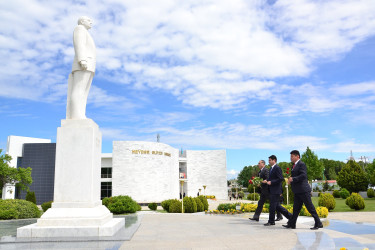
[1,0,374,111]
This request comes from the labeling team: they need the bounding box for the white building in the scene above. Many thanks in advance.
[4,136,227,203]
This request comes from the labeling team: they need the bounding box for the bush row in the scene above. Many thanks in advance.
[161,196,209,213]
[102,195,141,214]
[0,199,41,220]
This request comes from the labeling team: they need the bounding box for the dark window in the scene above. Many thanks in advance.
[101,182,112,199]
[101,168,112,178]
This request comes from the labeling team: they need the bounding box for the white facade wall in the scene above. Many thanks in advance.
[186,150,227,199]
[112,141,179,203]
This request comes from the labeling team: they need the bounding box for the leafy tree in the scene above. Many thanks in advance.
[320,158,345,180]
[0,149,33,194]
[237,165,258,187]
[301,147,324,181]
[337,160,369,193]
[365,159,375,186]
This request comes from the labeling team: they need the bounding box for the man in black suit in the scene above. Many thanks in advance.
[283,150,323,230]
[264,155,292,226]
[250,160,283,222]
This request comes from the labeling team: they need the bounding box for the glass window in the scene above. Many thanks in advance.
[101,182,112,199]
[101,168,112,178]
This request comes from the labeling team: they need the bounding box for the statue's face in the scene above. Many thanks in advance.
[81,18,92,29]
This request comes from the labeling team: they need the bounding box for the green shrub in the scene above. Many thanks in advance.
[247,193,260,201]
[0,199,41,220]
[26,191,36,204]
[194,197,204,212]
[238,191,244,198]
[367,188,375,198]
[183,197,197,213]
[217,203,236,212]
[41,201,53,212]
[169,200,182,213]
[148,202,157,210]
[340,188,350,199]
[345,193,365,210]
[161,199,174,211]
[318,193,336,211]
[102,195,141,214]
[198,196,209,211]
[337,160,369,193]
[332,190,341,198]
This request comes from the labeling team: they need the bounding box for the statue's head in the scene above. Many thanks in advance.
[78,16,93,29]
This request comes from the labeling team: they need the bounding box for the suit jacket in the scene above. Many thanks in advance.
[259,167,269,195]
[267,164,284,195]
[291,160,311,194]
[72,25,96,73]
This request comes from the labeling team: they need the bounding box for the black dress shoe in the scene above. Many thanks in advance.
[275,217,283,221]
[249,218,259,221]
[310,224,323,230]
[264,222,275,226]
[282,224,296,229]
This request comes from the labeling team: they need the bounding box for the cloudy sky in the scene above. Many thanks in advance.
[1,0,375,179]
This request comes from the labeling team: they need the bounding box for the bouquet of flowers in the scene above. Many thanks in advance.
[284,167,291,184]
[249,176,263,200]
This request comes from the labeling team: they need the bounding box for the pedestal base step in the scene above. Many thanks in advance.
[17,218,125,238]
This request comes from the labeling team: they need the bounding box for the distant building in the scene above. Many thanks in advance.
[4,136,227,204]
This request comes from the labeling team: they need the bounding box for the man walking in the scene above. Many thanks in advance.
[283,150,323,230]
[264,155,292,226]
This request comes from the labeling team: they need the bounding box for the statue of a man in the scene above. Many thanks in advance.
[66,16,96,119]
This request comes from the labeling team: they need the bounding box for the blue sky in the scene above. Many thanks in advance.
[1,0,375,179]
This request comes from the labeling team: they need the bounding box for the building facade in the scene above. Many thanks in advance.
[4,136,227,204]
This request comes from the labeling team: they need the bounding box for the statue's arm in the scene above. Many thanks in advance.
[73,25,88,70]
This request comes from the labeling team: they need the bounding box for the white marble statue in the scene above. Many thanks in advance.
[66,16,96,119]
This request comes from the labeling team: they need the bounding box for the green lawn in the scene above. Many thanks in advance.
[311,197,375,212]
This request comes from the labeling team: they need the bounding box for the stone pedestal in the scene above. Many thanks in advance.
[17,119,124,238]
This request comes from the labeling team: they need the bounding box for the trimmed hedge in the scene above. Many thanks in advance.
[318,193,336,211]
[346,193,365,210]
[367,188,375,198]
[340,188,350,199]
[102,195,141,214]
[26,191,37,204]
[332,190,341,198]
[247,193,260,201]
[198,196,209,211]
[217,203,237,212]
[0,199,41,220]
[194,197,204,212]
[41,201,53,212]
[183,196,197,213]
[169,200,182,213]
[148,202,157,211]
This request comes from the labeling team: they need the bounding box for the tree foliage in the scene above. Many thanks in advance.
[319,158,345,180]
[0,149,33,192]
[237,165,258,187]
[301,147,324,181]
[365,159,375,186]
[337,160,369,193]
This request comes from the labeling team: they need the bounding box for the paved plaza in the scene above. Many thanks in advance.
[1,209,375,250]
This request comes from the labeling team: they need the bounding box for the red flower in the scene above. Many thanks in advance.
[287,168,290,170]
[252,176,255,179]
[286,171,289,174]
[249,180,253,184]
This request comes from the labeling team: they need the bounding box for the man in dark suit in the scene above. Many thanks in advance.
[283,150,323,230]
[264,155,292,226]
[250,160,283,221]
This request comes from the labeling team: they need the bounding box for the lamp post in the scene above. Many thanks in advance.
[180,180,185,213]
[203,185,207,196]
